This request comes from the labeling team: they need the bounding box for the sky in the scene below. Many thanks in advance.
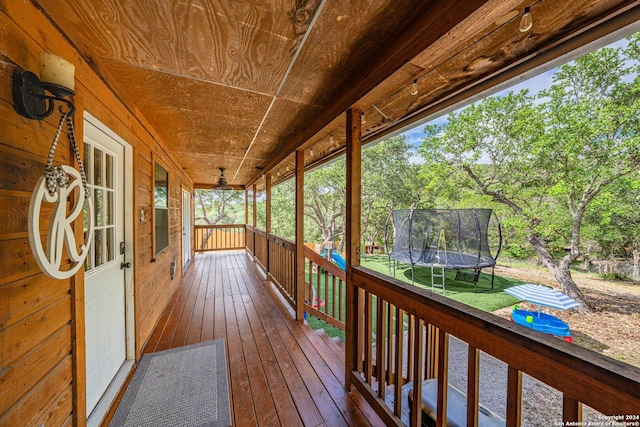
[400,69,554,151]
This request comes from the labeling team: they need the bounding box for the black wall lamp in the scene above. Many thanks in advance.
[13,52,76,119]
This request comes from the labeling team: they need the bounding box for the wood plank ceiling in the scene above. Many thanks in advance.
[33,0,638,189]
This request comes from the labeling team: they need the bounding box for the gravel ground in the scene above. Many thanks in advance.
[384,335,629,426]
[447,336,611,427]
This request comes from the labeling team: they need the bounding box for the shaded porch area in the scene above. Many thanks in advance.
[128,250,384,427]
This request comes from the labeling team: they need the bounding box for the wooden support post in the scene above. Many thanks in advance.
[252,184,257,227]
[265,174,272,233]
[345,107,362,389]
[252,184,257,261]
[245,189,249,225]
[265,173,272,273]
[295,149,305,321]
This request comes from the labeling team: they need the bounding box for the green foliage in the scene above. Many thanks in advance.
[271,179,296,240]
[305,158,346,246]
[417,37,640,304]
[582,173,640,259]
[194,189,244,225]
[598,272,631,281]
[503,245,533,259]
[255,189,267,229]
[275,135,428,248]
[361,136,431,247]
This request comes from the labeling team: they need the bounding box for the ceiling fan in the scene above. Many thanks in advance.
[212,167,233,190]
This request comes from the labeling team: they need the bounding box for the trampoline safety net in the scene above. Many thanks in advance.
[385,208,501,270]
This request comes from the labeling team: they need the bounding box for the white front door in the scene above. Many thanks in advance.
[83,120,127,416]
[183,189,192,269]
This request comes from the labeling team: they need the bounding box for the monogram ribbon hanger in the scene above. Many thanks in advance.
[28,106,94,279]
[44,108,90,199]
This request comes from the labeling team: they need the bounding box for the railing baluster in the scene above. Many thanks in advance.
[426,324,439,380]
[410,319,424,427]
[324,269,329,315]
[315,262,321,308]
[506,366,522,427]
[436,330,449,427]
[467,345,480,427]
[393,306,404,417]
[331,275,336,318]
[407,315,415,382]
[364,291,374,384]
[562,395,581,424]
[339,278,343,322]
[376,297,387,398]
[386,302,394,387]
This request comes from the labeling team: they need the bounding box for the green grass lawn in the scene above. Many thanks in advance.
[305,254,524,341]
[361,255,522,312]
[304,263,347,341]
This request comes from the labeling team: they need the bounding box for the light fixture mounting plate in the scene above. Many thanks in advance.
[13,70,48,120]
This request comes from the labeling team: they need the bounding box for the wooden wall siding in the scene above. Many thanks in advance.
[0,1,192,424]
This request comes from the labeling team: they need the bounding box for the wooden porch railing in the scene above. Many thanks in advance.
[246,225,255,256]
[244,228,347,322]
[245,226,296,306]
[194,224,245,251]
[244,232,640,425]
[267,234,296,306]
[303,246,346,330]
[254,228,268,271]
[348,267,640,426]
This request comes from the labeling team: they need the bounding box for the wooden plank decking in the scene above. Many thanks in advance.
[123,250,385,427]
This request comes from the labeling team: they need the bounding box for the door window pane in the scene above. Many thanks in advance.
[84,139,119,270]
[106,154,114,189]
[95,189,104,226]
[106,190,113,225]
[94,147,103,186]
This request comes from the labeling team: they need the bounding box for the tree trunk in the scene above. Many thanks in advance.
[552,266,589,312]
[528,234,590,312]
[632,245,639,280]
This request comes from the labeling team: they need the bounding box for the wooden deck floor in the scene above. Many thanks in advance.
[137,250,384,427]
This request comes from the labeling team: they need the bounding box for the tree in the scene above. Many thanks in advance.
[304,159,346,248]
[271,179,296,240]
[420,41,640,311]
[194,189,244,225]
[194,189,245,250]
[361,136,430,251]
[582,173,640,279]
[302,135,426,252]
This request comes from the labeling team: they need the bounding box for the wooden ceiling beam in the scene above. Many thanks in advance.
[261,0,494,176]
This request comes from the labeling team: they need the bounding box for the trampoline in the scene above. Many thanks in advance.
[384,208,502,293]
